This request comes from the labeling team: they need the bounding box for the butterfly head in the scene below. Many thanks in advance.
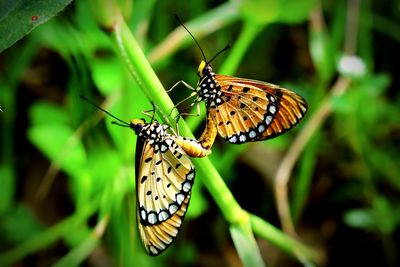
[197,60,213,79]
[130,118,146,134]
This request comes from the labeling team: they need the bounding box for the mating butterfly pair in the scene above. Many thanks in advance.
[81,16,307,256]
[138,17,307,255]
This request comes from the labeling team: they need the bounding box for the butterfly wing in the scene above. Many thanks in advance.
[138,193,191,256]
[135,137,195,255]
[210,74,307,144]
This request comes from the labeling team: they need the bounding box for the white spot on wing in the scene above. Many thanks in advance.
[265,115,273,125]
[169,204,178,214]
[187,171,195,181]
[176,194,185,205]
[229,136,238,143]
[269,105,276,114]
[258,124,266,133]
[239,135,246,142]
[249,130,257,138]
[158,211,169,222]
[182,182,191,192]
[149,246,159,255]
[141,210,147,220]
[148,213,157,224]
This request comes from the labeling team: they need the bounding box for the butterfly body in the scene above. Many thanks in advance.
[196,61,224,108]
[195,61,308,147]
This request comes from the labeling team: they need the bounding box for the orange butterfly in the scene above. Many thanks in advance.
[173,15,308,150]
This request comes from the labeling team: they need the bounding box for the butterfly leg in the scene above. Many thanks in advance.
[166,80,196,93]
[171,101,201,136]
[141,101,156,122]
[167,80,198,120]
[197,113,218,150]
[168,91,198,118]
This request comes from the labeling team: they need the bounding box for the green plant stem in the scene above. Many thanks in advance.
[219,21,263,75]
[53,216,108,267]
[112,17,177,126]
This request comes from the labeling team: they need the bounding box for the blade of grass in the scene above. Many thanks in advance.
[148,2,240,65]
[52,216,108,267]
[219,21,263,75]
[230,218,266,267]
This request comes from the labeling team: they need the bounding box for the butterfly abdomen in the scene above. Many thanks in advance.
[175,136,212,157]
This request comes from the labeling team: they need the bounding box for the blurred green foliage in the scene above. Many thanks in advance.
[1,0,400,266]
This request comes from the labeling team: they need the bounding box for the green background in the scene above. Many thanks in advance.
[1,0,399,266]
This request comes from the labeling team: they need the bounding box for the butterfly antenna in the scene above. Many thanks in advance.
[209,45,230,64]
[112,121,130,127]
[174,14,207,62]
[79,94,130,127]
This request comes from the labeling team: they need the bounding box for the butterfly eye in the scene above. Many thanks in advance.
[203,64,212,76]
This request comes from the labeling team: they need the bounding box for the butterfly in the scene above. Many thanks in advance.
[79,95,209,255]
[173,15,308,150]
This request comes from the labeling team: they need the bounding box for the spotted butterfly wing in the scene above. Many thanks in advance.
[137,193,191,256]
[77,96,204,256]
[194,60,307,148]
[210,74,308,144]
[134,122,196,256]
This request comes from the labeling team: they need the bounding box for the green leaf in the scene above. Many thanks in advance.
[90,57,125,95]
[343,208,376,231]
[309,24,335,82]
[372,196,397,235]
[54,233,100,267]
[0,204,43,243]
[230,223,265,267]
[0,164,15,214]
[29,101,70,126]
[240,0,317,25]
[27,124,87,177]
[0,0,73,53]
